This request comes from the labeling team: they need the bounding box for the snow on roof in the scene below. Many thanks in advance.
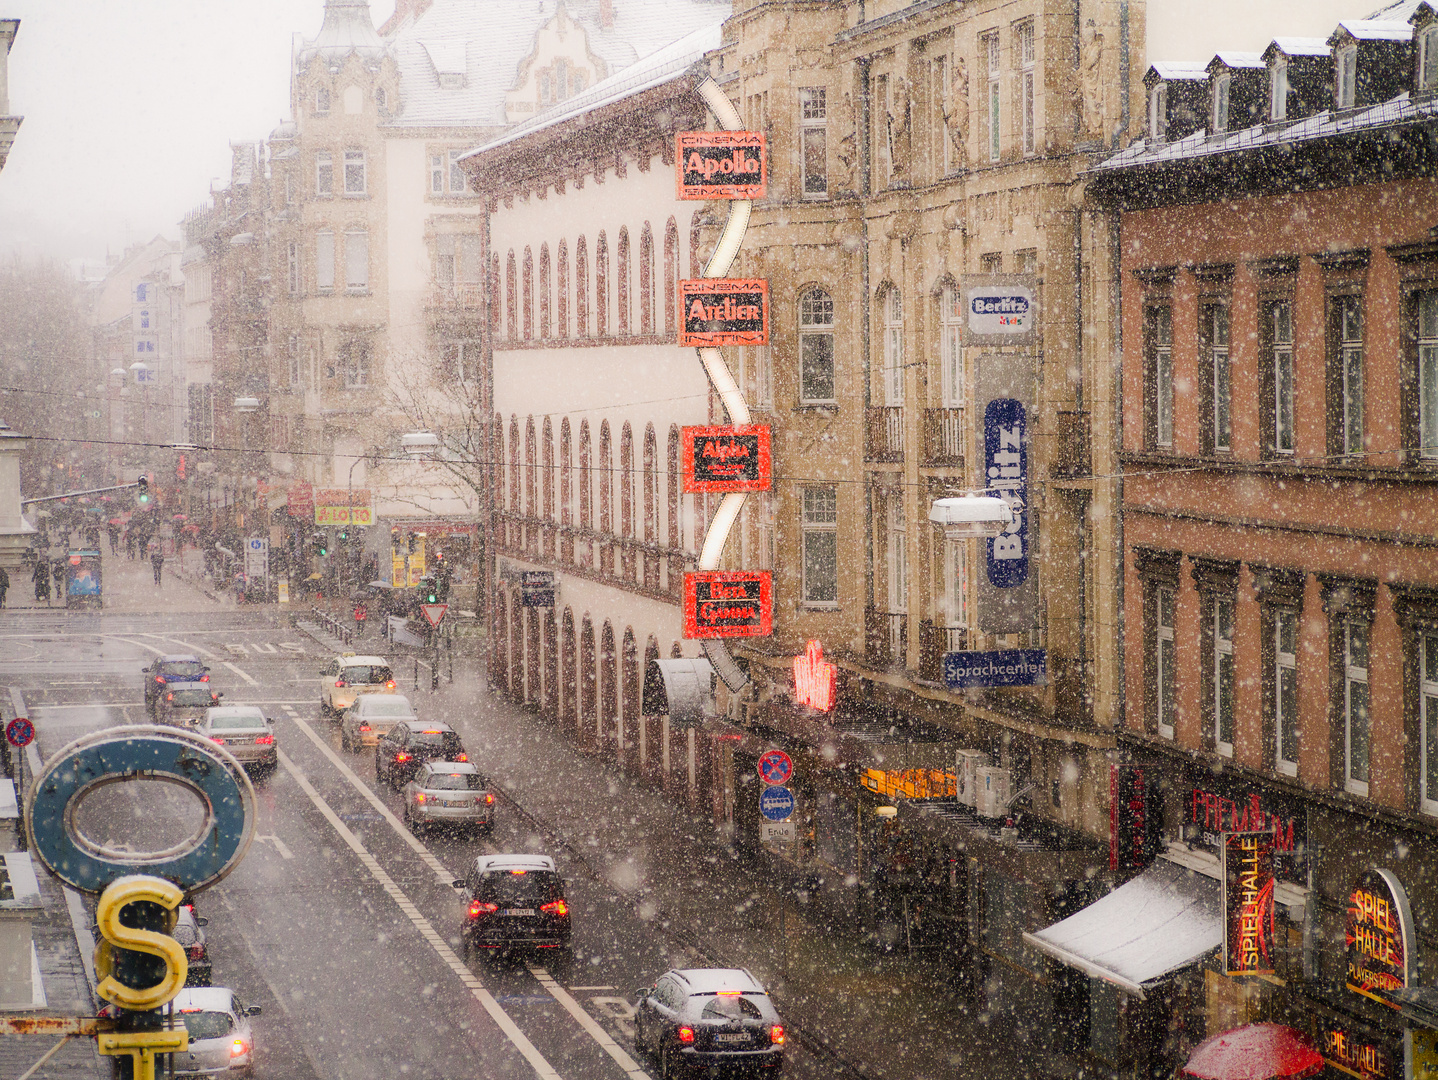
[1269,37,1333,57]
[1212,51,1266,69]
[297,0,387,64]
[418,37,467,75]
[1367,0,1426,21]
[467,21,723,159]
[1333,18,1413,40]
[1149,61,1208,80]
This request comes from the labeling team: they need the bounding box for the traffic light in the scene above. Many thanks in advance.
[136,475,149,504]
[312,531,328,558]
[422,576,438,604]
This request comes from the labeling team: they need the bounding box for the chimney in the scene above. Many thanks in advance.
[598,0,614,30]
[379,0,433,35]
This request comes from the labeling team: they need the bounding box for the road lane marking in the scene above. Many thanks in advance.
[529,967,648,1080]
[139,633,220,660]
[255,834,294,859]
[223,661,259,686]
[276,748,563,1080]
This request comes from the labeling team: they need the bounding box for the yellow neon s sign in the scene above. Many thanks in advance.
[94,875,188,1012]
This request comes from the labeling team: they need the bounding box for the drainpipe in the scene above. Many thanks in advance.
[1118,1,1131,144]
[858,58,874,613]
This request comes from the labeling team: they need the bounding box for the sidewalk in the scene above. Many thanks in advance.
[2,546,230,614]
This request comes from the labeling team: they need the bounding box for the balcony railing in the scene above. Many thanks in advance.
[864,608,908,669]
[865,407,904,463]
[1055,411,1092,478]
[922,408,965,466]
[918,620,968,682]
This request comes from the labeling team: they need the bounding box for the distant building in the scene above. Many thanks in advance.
[0,18,19,173]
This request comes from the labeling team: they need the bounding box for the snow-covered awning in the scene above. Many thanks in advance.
[1021,859,1221,999]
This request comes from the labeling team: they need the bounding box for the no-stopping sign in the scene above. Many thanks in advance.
[757,749,792,786]
[5,715,33,747]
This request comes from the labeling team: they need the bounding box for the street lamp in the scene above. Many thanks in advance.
[927,494,1015,539]
[401,430,440,457]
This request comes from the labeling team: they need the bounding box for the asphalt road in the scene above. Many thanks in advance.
[1,603,814,1080]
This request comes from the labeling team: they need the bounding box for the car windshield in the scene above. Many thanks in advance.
[700,995,765,1021]
[169,690,213,707]
[210,713,265,730]
[363,700,413,717]
[480,872,560,905]
[425,772,484,791]
[160,661,205,679]
[342,665,391,684]
[178,1011,231,1040]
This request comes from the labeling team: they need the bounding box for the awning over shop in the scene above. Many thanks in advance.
[643,658,715,729]
[1021,859,1221,998]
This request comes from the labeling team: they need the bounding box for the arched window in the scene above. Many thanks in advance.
[556,240,569,339]
[643,423,657,543]
[522,248,534,340]
[493,413,506,511]
[620,422,634,539]
[542,417,555,521]
[598,420,612,537]
[596,231,609,338]
[664,218,679,335]
[539,244,551,339]
[667,424,680,550]
[617,227,631,336]
[508,416,521,515]
[559,418,573,525]
[579,419,593,531]
[798,287,836,404]
[689,212,703,277]
[881,286,903,405]
[525,417,537,520]
[490,254,501,336]
[639,224,654,335]
[574,236,589,338]
[506,251,518,341]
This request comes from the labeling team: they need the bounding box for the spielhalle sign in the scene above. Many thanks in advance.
[1222,831,1276,977]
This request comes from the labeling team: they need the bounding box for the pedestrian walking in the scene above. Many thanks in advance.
[32,557,49,603]
[107,523,120,556]
[0,565,9,608]
[52,558,65,601]
[150,544,165,586]
[125,529,136,560]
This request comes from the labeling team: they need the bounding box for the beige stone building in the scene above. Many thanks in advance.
[0,17,19,173]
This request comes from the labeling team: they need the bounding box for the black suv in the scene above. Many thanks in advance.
[453,854,571,958]
[143,655,210,713]
[634,968,785,1078]
[374,720,467,788]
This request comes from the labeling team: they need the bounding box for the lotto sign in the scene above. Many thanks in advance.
[757,749,793,786]
[1222,831,1276,977]
[682,425,771,492]
[678,279,769,347]
[676,130,766,199]
[683,571,772,638]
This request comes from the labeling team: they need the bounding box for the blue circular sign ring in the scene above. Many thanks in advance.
[759,785,795,821]
[25,725,255,896]
[6,716,34,747]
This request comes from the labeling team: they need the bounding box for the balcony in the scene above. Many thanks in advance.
[922,408,965,466]
[864,608,908,669]
[1054,411,1091,479]
[917,620,967,682]
[865,407,904,463]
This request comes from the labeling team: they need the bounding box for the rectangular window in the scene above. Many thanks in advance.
[315,151,333,196]
[284,170,294,206]
[943,537,968,628]
[985,32,1001,162]
[1344,618,1370,796]
[799,88,828,197]
[1149,82,1167,140]
[1270,62,1288,120]
[448,150,469,195]
[430,154,444,195]
[1275,610,1299,777]
[941,285,964,407]
[1337,46,1357,108]
[1150,305,1174,448]
[287,241,299,296]
[1273,300,1295,454]
[1156,585,1176,739]
[799,290,835,404]
[288,333,301,387]
[458,236,484,285]
[441,340,480,383]
[436,234,456,284]
[886,494,907,615]
[1212,74,1230,132]
[341,338,370,389]
[1422,630,1438,815]
[1334,294,1364,457]
[344,149,366,195]
[345,230,368,291]
[801,485,838,605]
[1210,305,1231,452]
[1419,291,1438,458]
[882,290,903,406]
[874,75,891,184]
[1423,27,1438,92]
[1213,597,1235,756]
[1017,21,1035,155]
[316,230,335,291]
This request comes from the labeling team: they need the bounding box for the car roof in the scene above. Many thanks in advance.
[420,761,477,775]
[157,654,203,664]
[670,969,766,995]
[355,694,414,711]
[172,987,233,1012]
[205,706,265,721]
[337,654,389,666]
[474,854,555,874]
[400,719,455,734]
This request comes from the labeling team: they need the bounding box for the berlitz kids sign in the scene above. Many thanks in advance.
[678,279,769,347]
[960,276,1038,345]
[1345,869,1414,1008]
[676,131,767,200]
[682,425,772,492]
[683,571,772,639]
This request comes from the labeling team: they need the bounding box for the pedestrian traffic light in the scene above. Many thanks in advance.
[136,475,149,504]
[313,532,328,558]
[422,576,438,604]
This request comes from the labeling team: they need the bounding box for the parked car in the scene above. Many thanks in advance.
[339,694,416,752]
[169,986,260,1076]
[374,720,466,788]
[634,968,785,1079]
[155,683,222,729]
[452,854,571,958]
[143,655,211,713]
[402,762,494,835]
[319,654,396,716]
[197,706,277,777]
[174,904,212,987]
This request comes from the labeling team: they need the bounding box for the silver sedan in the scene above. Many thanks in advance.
[197,706,277,775]
[401,762,494,835]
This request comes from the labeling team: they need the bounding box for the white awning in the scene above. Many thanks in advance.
[1021,860,1221,999]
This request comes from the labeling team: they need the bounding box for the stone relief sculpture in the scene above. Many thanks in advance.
[1081,20,1106,138]
[887,75,914,185]
[943,55,968,170]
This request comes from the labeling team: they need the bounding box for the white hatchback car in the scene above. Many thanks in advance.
[170,986,260,1076]
[319,654,396,715]
[340,693,417,752]
[197,707,277,776]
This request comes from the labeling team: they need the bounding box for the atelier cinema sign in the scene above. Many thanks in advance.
[682,425,772,492]
[1222,831,1276,977]
[1345,869,1414,1007]
[676,131,767,200]
[678,279,769,347]
[683,571,772,638]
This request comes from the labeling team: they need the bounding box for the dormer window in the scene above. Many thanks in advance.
[1149,82,1167,139]
[1337,45,1357,107]
[316,85,331,115]
[375,87,387,111]
[1420,24,1438,91]
[1270,62,1288,119]
[1212,74,1230,131]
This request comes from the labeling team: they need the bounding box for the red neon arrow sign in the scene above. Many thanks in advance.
[793,640,836,712]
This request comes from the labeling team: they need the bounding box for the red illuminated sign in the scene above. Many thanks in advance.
[676,131,766,200]
[1222,831,1275,976]
[792,641,836,712]
[1109,764,1156,871]
[682,426,771,493]
[678,279,769,347]
[683,571,772,638]
[1345,869,1414,1007]
[1320,1024,1395,1080]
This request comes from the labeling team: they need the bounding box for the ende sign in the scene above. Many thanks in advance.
[682,425,772,493]
[678,279,769,347]
[683,571,772,638]
[676,130,766,199]
[1222,831,1276,977]
[1346,869,1415,1008]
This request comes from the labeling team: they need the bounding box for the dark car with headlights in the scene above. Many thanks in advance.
[374,720,467,788]
[634,968,785,1078]
[143,655,210,713]
[453,854,571,958]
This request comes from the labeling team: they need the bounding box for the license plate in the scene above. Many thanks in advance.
[715,1034,749,1044]
[444,798,469,806]
[502,908,536,917]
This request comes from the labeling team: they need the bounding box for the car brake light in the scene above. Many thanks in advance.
[678,1027,695,1044]
[455,753,468,762]
[716,991,742,996]
[360,724,371,731]
[484,793,494,804]
[540,900,568,917]
[468,900,498,917]
[231,1039,247,1057]
[187,945,204,961]
[200,673,208,682]
[211,737,225,745]
[395,752,411,762]
[770,1025,784,1045]
[166,693,173,702]
[415,793,426,803]
[385,680,396,689]
[156,676,164,684]
[255,733,274,745]
[509,869,527,875]
[335,680,345,688]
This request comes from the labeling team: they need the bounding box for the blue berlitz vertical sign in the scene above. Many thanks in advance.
[984,397,1028,588]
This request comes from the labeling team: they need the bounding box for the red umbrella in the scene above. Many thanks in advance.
[1183,1024,1324,1080]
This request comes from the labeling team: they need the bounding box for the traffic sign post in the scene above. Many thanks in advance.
[5,715,34,748]
[757,748,792,786]
[759,785,795,822]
